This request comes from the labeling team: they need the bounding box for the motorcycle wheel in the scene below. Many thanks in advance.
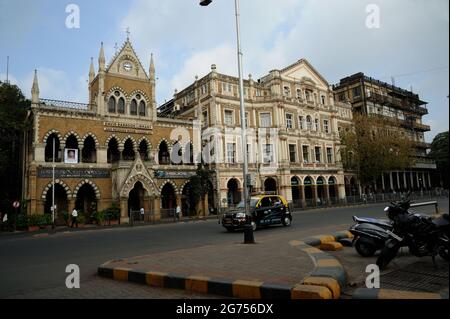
[354,238,377,257]
[438,234,449,261]
[376,245,400,270]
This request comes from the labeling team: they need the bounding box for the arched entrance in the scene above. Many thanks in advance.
[161,183,176,210]
[181,182,196,217]
[316,176,326,206]
[291,177,301,208]
[328,176,338,203]
[264,177,277,193]
[75,184,97,223]
[44,184,68,225]
[128,181,146,217]
[227,179,241,207]
[304,176,314,207]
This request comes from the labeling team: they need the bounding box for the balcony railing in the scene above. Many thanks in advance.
[39,99,95,111]
[366,93,428,115]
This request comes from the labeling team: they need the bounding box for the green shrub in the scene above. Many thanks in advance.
[91,211,105,225]
[77,212,86,224]
[16,214,29,229]
[104,205,120,221]
[28,214,52,227]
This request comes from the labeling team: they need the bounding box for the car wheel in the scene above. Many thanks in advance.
[282,216,291,227]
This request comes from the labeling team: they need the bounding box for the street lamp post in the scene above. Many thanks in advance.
[200,0,254,243]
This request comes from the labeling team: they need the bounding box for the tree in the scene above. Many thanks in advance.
[0,82,31,217]
[429,131,449,189]
[188,164,214,217]
[340,114,414,192]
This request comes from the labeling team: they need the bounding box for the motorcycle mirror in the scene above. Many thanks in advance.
[384,207,390,212]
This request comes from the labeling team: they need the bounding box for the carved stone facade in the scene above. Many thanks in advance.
[23,39,201,223]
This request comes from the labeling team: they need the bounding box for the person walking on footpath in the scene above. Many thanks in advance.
[176,205,181,222]
[71,208,78,228]
[140,207,145,222]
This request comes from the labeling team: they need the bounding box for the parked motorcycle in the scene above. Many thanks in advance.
[376,199,449,270]
[349,216,393,257]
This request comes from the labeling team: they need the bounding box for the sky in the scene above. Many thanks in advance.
[0,0,448,142]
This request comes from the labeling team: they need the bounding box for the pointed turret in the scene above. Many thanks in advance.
[31,69,40,104]
[149,53,155,82]
[89,57,95,84]
[98,42,105,72]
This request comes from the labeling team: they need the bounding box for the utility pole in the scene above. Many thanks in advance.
[6,56,9,84]
[52,137,56,230]
[200,0,254,243]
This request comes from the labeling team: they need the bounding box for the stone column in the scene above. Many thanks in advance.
[325,185,330,203]
[153,197,161,221]
[389,172,394,191]
[427,172,432,189]
[381,173,385,192]
[120,197,129,224]
[312,185,318,206]
[403,171,408,189]
[97,146,108,164]
[300,185,306,208]
[410,172,414,190]
[338,184,346,201]
[176,194,183,218]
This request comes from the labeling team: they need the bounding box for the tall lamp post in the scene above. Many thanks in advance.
[200,0,254,243]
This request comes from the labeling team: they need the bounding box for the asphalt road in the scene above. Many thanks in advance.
[1,198,447,298]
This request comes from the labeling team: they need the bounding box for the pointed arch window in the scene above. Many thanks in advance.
[130,99,137,115]
[139,101,146,116]
[108,97,116,113]
[118,97,125,114]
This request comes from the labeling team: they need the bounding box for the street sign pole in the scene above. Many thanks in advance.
[52,138,55,230]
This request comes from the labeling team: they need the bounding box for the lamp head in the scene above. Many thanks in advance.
[200,0,212,6]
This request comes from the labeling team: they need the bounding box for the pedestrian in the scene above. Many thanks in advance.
[140,207,145,222]
[71,208,78,228]
[176,205,181,222]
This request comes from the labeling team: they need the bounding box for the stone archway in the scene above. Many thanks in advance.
[264,177,277,193]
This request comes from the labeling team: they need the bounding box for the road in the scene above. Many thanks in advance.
[1,198,447,298]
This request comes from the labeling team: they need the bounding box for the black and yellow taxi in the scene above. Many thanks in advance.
[221,194,292,232]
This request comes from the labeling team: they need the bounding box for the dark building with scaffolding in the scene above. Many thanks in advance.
[333,73,438,193]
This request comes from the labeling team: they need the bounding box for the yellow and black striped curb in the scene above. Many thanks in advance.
[352,288,449,299]
[289,230,354,299]
[97,231,353,299]
[97,264,315,299]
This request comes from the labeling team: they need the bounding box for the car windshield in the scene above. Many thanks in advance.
[236,199,259,209]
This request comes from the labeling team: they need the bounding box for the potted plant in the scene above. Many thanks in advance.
[105,205,120,225]
[27,214,45,232]
[91,210,105,226]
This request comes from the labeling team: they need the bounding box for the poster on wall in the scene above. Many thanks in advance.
[64,149,78,164]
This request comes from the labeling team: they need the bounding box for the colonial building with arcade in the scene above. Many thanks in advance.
[23,38,355,223]
[23,39,203,223]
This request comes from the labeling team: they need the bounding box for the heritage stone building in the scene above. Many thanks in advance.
[23,39,202,223]
[159,59,354,208]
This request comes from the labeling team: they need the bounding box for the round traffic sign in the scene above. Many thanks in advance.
[13,201,20,208]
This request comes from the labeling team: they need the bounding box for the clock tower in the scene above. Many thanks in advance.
[88,38,157,121]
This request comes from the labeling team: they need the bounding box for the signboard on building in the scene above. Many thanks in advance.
[38,168,110,179]
[154,171,195,179]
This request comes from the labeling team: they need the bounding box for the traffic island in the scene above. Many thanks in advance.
[98,229,355,299]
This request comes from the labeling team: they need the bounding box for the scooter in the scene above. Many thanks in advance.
[349,218,393,257]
